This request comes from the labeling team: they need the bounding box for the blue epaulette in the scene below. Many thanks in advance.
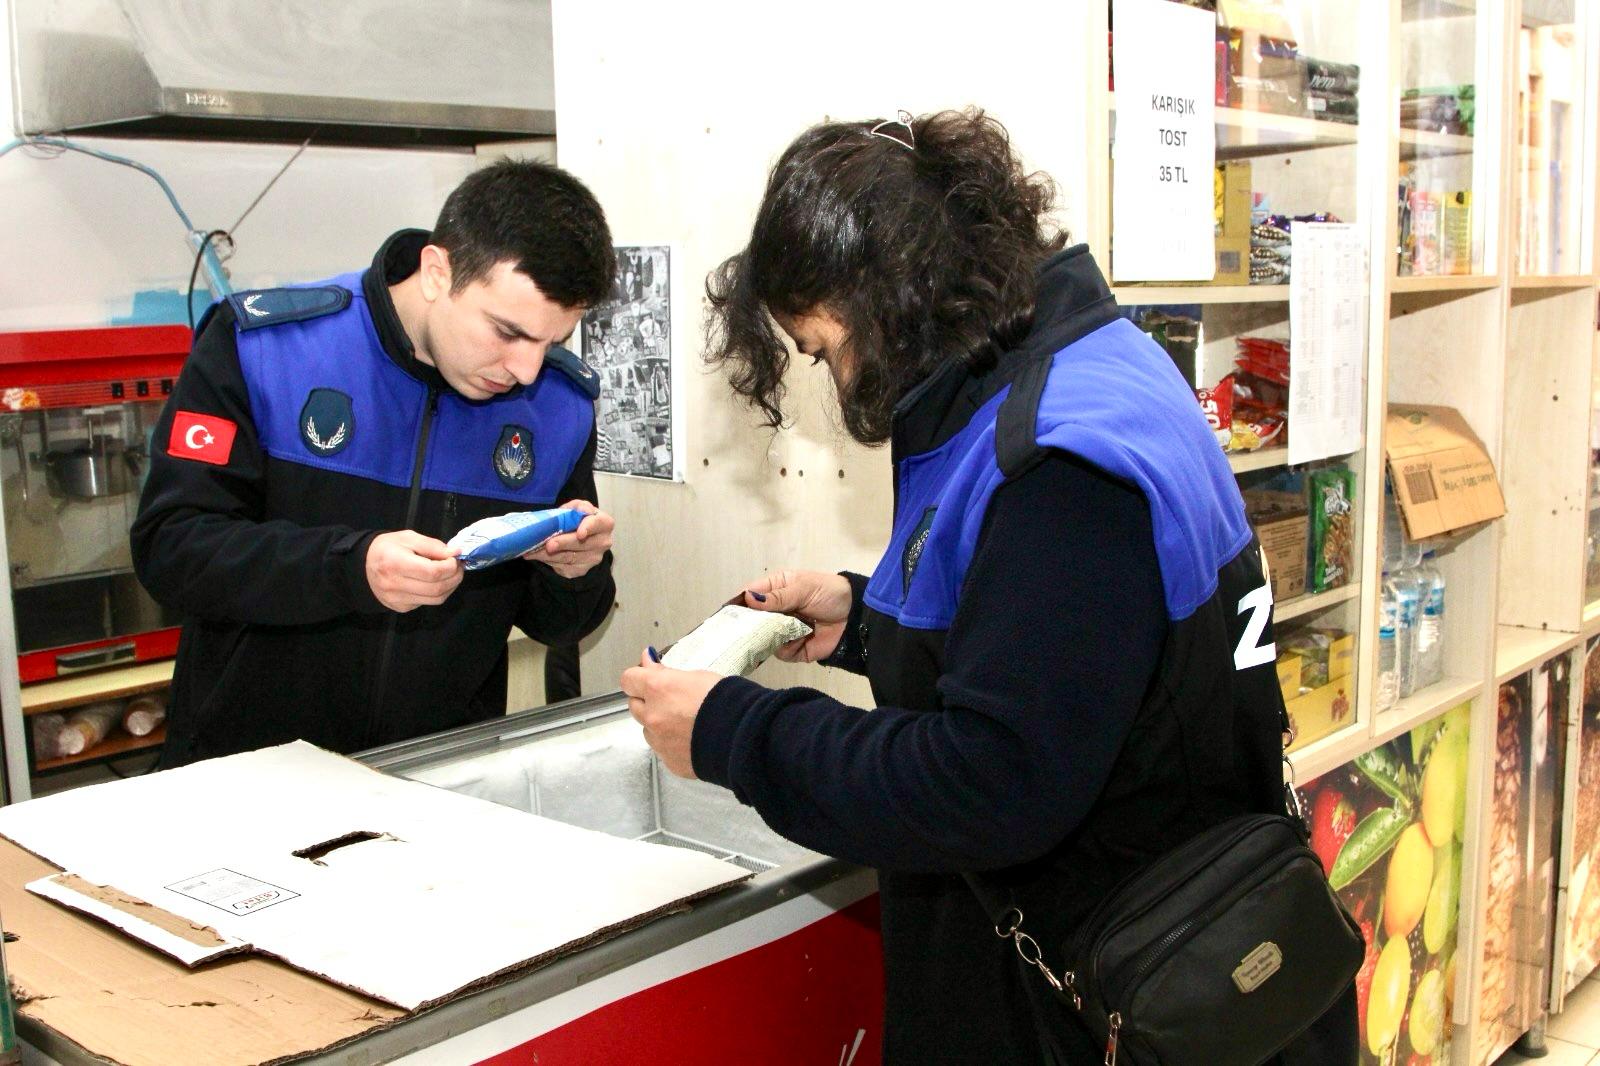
[543,344,601,399]
[225,286,352,332]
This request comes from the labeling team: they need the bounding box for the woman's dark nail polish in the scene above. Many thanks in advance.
[750,591,768,603]
[647,646,661,663]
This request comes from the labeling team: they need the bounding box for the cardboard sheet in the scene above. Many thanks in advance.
[0,742,750,1011]
[0,836,403,1066]
[1385,404,1507,540]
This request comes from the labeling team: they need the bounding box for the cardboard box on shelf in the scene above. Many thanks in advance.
[1386,404,1507,540]
[1327,632,1354,680]
[1219,0,1300,40]
[1285,679,1354,753]
[1276,653,1304,703]
[1225,29,1305,116]
[1218,160,1253,239]
[1215,235,1251,285]
[1247,490,1309,602]
[1165,235,1250,287]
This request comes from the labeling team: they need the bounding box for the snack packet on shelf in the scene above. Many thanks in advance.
[1229,412,1286,452]
[1309,469,1357,592]
[1196,374,1236,448]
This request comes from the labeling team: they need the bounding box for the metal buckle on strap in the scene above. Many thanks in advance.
[993,907,1080,1010]
[1282,752,1308,828]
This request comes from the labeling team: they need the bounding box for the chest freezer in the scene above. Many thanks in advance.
[15,692,885,1066]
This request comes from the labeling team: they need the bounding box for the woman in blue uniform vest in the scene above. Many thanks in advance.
[623,110,1357,1064]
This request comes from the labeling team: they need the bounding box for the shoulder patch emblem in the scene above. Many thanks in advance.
[543,344,601,399]
[902,506,938,596]
[227,286,352,332]
[300,388,354,457]
[494,424,535,489]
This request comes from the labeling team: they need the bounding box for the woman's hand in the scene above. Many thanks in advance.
[739,570,853,663]
[622,648,722,778]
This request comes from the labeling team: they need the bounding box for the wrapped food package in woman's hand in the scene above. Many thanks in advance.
[662,605,812,677]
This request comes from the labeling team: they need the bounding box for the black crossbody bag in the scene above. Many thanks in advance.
[969,758,1364,1065]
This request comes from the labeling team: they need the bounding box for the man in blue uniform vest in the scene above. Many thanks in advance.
[132,160,619,766]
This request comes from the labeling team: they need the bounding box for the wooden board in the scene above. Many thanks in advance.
[21,661,173,717]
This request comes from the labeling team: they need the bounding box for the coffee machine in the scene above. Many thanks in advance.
[0,327,189,682]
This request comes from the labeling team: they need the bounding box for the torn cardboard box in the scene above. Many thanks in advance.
[0,834,402,1066]
[1385,404,1506,540]
[0,742,750,1012]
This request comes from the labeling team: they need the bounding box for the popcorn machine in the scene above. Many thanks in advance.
[0,326,188,684]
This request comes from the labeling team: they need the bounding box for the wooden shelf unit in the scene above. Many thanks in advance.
[33,725,165,776]
[21,661,175,718]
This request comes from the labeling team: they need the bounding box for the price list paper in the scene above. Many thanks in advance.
[1111,0,1216,282]
[1289,223,1367,465]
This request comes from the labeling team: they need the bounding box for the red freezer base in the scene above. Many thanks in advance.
[488,894,883,1065]
[394,873,884,1065]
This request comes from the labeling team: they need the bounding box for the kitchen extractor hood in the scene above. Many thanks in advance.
[9,0,554,147]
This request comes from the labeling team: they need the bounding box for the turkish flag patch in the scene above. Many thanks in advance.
[167,410,238,466]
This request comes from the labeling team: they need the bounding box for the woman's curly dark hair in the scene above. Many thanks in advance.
[705,108,1066,444]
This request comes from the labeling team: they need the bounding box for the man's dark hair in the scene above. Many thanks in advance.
[432,159,615,309]
[705,108,1066,444]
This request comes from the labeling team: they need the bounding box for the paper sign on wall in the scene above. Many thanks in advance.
[1111,0,1217,282]
[1289,223,1366,465]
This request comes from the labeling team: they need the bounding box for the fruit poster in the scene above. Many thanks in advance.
[1473,661,1563,1065]
[1300,702,1469,1065]
[1564,638,1600,991]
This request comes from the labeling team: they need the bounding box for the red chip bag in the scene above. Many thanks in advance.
[1195,374,1235,447]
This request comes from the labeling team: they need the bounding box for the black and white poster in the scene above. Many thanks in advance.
[580,245,677,481]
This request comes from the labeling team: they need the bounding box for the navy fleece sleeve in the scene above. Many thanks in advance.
[819,571,870,675]
[691,452,1168,873]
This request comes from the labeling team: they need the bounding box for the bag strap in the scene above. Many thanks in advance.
[967,701,1303,1009]
[964,870,1084,1011]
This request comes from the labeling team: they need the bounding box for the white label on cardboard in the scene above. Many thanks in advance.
[167,868,300,916]
[1111,0,1217,281]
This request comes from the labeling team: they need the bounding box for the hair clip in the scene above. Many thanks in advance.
[869,110,916,151]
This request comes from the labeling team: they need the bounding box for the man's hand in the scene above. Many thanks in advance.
[622,649,722,779]
[739,569,853,663]
[365,530,463,612]
[525,499,614,579]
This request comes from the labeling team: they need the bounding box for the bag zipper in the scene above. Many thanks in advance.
[1074,815,1279,982]
[1108,846,1305,1010]
[367,386,438,746]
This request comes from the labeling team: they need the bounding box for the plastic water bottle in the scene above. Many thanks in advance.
[1403,533,1425,571]
[1378,578,1399,711]
[1415,553,1445,689]
[1383,488,1406,574]
[1391,570,1421,699]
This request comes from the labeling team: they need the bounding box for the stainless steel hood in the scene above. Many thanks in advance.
[9,0,554,147]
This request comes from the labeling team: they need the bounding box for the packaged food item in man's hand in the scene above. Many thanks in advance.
[446,507,586,570]
[661,606,813,677]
